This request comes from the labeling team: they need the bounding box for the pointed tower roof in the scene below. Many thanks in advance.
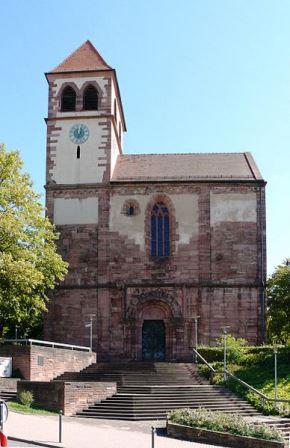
[48,40,112,73]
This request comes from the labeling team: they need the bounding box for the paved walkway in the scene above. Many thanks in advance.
[6,412,227,448]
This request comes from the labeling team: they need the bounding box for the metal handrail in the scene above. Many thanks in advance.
[225,370,268,399]
[192,348,216,373]
[193,347,290,406]
[1,338,91,352]
[226,370,290,405]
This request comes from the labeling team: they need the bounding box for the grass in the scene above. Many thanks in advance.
[8,401,58,415]
[197,346,290,416]
[222,362,290,415]
[228,362,290,400]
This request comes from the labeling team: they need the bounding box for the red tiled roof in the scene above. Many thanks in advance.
[111,152,263,182]
[49,40,112,73]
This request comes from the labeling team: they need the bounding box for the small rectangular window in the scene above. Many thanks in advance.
[37,356,44,366]
[77,146,80,159]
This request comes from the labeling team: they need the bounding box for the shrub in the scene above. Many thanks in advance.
[198,346,223,362]
[18,390,34,407]
[168,408,284,442]
[215,334,248,364]
[199,335,248,364]
[198,343,290,368]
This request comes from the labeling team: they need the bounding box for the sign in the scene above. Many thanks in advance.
[0,358,12,378]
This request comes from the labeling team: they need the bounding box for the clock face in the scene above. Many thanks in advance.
[69,124,89,144]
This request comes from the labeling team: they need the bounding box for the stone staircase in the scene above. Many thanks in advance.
[55,362,290,441]
[0,390,17,402]
[56,362,259,420]
[55,362,205,386]
[76,384,260,420]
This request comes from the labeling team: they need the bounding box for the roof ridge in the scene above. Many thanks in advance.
[49,40,112,73]
[119,152,246,157]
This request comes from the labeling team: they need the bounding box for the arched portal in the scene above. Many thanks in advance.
[131,298,177,361]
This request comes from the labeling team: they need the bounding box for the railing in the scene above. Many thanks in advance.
[1,338,91,352]
[192,348,216,373]
[193,348,290,408]
[225,370,290,406]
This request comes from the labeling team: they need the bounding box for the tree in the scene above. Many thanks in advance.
[267,261,290,344]
[0,144,68,338]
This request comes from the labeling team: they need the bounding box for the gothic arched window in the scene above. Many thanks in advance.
[150,203,170,257]
[61,86,76,111]
[83,85,98,110]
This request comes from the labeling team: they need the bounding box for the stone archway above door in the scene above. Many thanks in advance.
[126,288,182,320]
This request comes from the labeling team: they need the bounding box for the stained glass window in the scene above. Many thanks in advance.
[151,203,170,257]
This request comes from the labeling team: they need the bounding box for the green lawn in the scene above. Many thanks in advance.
[8,401,58,415]
[197,345,290,416]
[229,362,290,400]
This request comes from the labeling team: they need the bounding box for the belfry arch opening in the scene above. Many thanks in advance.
[83,85,98,110]
[61,86,76,111]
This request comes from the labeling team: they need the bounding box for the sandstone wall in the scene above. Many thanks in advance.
[18,381,116,415]
[0,345,95,381]
[44,181,266,361]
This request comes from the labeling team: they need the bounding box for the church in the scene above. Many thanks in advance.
[44,40,266,361]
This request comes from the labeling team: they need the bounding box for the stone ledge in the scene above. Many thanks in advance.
[0,344,96,381]
[167,422,285,448]
[0,378,19,392]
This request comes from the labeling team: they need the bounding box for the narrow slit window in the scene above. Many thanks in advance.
[114,99,117,121]
[77,146,80,159]
[127,206,134,216]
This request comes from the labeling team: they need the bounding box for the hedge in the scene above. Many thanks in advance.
[198,345,290,365]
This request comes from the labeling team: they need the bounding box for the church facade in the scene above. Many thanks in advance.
[44,41,266,361]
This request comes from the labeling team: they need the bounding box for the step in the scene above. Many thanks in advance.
[100,400,253,407]
[76,410,258,419]
[0,391,17,402]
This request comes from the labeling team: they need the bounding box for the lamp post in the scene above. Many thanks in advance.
[192,316,200,363]
[85,314,96,352]
[273,345,278,403]
[221,326,231,381]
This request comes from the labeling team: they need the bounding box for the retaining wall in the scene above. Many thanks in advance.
[167,422,284,448]
[0,344,96,381]
[18,381,116,415]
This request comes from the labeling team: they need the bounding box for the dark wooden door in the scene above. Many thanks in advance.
[142,320,165,361]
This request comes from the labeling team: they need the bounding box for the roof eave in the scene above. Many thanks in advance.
[45,68,112,80]
[110,178,266,185]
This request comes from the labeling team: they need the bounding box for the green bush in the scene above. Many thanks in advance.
[198,343,290,366]
[168,408,284,442]
[199,335,248,364]
[18,390,34,407]
[198,346,224,362]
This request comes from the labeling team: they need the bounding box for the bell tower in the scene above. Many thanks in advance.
[46,41,126,226]
[45,40,126,188]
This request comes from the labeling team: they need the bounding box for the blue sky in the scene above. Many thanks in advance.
[1,0,290,274]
